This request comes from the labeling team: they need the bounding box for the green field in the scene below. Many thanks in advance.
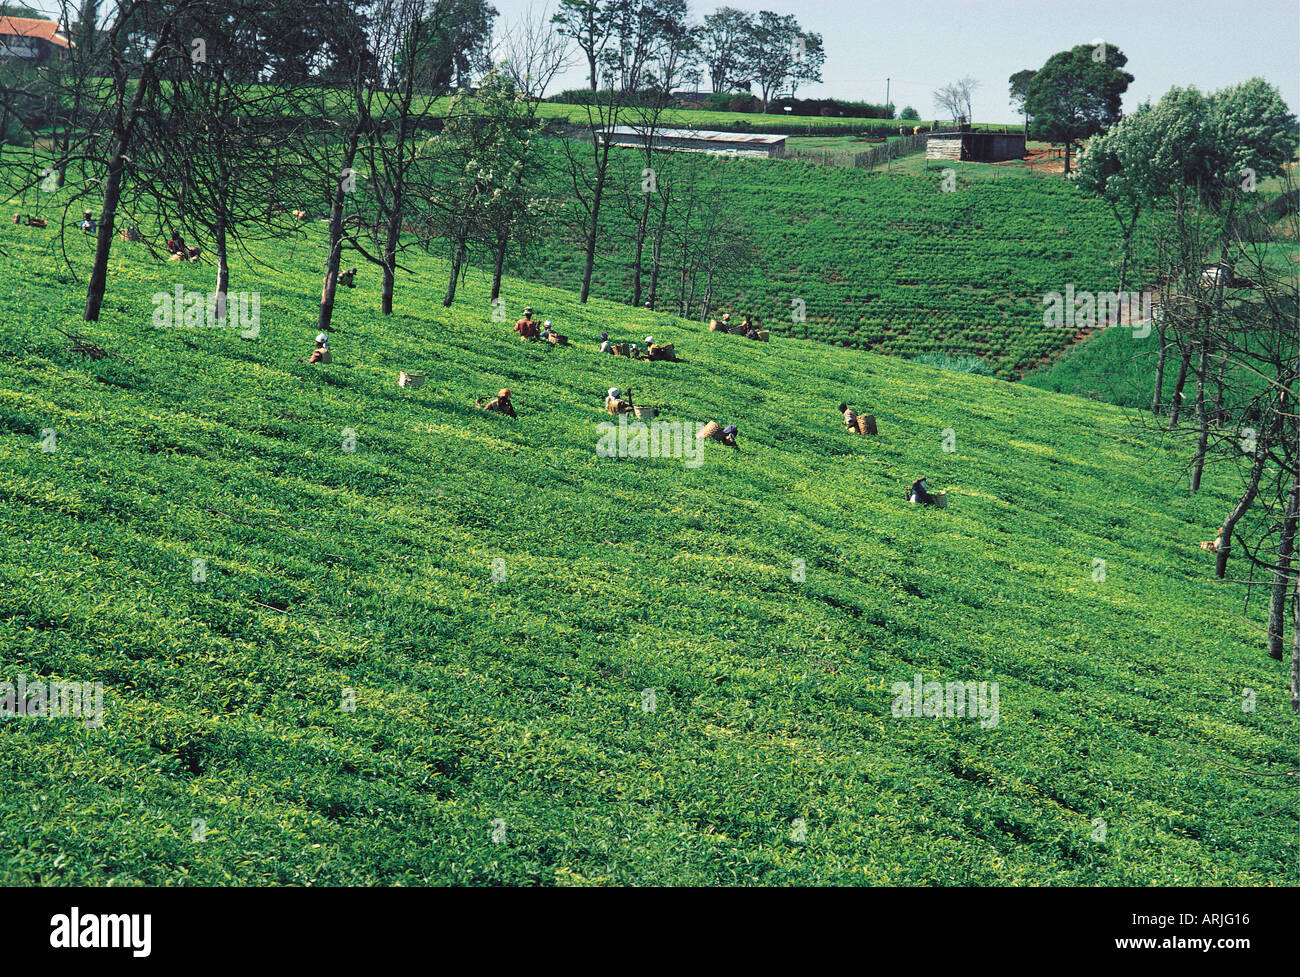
[505,146,1145,377]
[533,101,1018,137]
[0,216,1293,885]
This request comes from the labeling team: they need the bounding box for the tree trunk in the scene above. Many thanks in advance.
[1151,324,1167,415]
[1191,342,1210,492]
[213,218,229,323]
[381,201,402,316]
[319,126,362,333]
[491,232,507,301]
[631,191,651,307]
[1291,564,1299,712]
[83,144,127,322]
[443,232,468,307]
[1168,348,1192,428]
[1267,467,1299,661]
[1215,420,1273,578]
[579,170,605,303]
[648,191,669,308]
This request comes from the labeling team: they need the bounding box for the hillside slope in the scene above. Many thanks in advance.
[0,223,1293,885]
[502,149,1143,377]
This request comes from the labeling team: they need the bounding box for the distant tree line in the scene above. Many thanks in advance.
[553,2,824,113]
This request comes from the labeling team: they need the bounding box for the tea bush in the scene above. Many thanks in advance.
[0,210,1291,885]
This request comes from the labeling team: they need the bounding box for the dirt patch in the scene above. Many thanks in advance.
[1019,148,1066,175]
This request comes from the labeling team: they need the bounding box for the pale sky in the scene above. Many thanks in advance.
[495,0,1300,122]
[28,0,1300,122]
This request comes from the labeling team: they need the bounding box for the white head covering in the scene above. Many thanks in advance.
[608,387,621,399]
[316,333,328,345]
[544,320,552,328]
[644,336,654,345]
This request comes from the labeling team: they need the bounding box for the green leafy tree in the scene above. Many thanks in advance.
[1021,42,1133,174]
[552,0,613,92]
[0,3,45,17]
[1008,68,1034,128]
[422,72,539,306]
[699,6,753,93]
[486,2,571,299]
[397,0,497,93]
[787,30,823,99]
[745,10,818,111]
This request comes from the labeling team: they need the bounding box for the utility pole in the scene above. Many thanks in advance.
[886,78,891,171]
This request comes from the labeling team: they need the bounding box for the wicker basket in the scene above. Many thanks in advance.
[857,414,878,436]
[649,343,674,361]
[933,491,947,509]
[398,371,425,388]
[633,405,657,420]
[698,420,723,440]
[756,330,769,341]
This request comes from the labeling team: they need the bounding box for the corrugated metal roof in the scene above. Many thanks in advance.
[608,126,787,145]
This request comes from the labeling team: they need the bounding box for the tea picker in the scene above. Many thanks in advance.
[478,388,516,418]
[605,386,632,415]
[908,477,946,508]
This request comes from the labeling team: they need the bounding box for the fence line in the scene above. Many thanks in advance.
[785,132,929,171]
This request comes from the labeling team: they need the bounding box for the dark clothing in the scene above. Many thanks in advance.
[167,236,199,259]
[484,396,516,418]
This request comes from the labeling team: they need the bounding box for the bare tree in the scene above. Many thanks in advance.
[292,6,378,333]
[615,0,695,308]
[136,0,308,321]
[558,62,623,302]
[932,76,979,124]
[45,0,200,321]
[1153,184,1300,693]
[485,1,572,300]
[349,0,462,316]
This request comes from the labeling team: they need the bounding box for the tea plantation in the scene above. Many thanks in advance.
[506,148,1143,377]
[0,218,1293,885]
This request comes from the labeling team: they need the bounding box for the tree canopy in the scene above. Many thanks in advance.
[1020,42,1133,173]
